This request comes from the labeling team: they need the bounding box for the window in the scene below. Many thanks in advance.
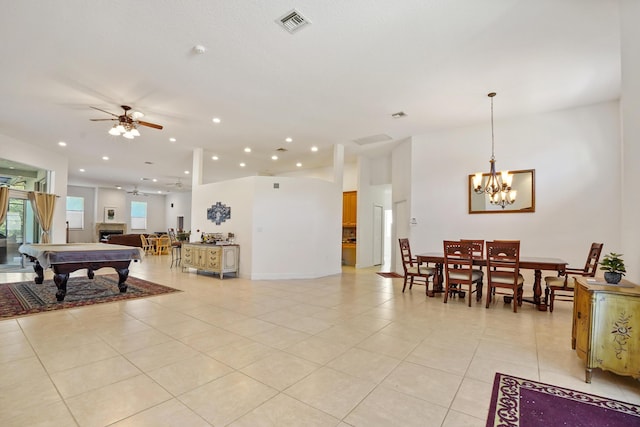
[131,201,147,230]
[66,196,84,230]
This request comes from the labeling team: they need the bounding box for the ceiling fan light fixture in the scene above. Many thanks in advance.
[131,128,140,137]
[115,124,126,133]
[108,126,121,136]
[122,131,134,139]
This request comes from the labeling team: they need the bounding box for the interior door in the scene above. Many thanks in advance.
[373,205,383,265]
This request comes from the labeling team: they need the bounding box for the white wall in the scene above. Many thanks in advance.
[165,191,192,232]
[277,162,359,191]
[620,0,640,282]
[0,134,68,243]
[191,176,341,280]
[67,185,96,243]
[407,101,621,271]
[96,188,167,237]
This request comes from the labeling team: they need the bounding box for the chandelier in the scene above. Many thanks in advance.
[472,92,516,208]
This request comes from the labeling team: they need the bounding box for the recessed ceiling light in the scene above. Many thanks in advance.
[212,117,221,124]
[157,191,162,194]
[296,162,302,167]
[79,168,85,172]
[58,141,67,147]
[211,155,219,160]
[116,186,122,190]
[184,170,190,175]
[9,166,14,169]
[239,162,246,167]
[244,147,251,153]
[193,45,207,54]
[271,155,278,160]
[102,156,109,160]
[169,137,176,142]
[152,178,157,182]
[311,146,318,152]
[285,137,293,143]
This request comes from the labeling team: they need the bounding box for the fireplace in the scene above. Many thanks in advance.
[96,223,127,242]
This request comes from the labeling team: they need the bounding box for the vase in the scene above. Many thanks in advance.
[604,272,622,284]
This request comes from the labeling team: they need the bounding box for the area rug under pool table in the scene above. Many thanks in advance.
[0,274,180,319]
[486,373,640,426]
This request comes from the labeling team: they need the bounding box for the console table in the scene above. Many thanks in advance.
[181,243,239,279]
[572,277,640,383]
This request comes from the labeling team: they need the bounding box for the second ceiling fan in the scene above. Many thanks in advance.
[90,105,163,139]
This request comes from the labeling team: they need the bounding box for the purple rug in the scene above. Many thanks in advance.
[486,373,640,427]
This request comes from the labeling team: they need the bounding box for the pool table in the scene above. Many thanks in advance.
[19,243,144,301]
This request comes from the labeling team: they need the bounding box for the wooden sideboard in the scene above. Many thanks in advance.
[182,243,239,279]
[572,277,640,383]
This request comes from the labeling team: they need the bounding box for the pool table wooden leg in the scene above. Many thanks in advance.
[53,273,69,301]
[116,267,130,293]
[33,261,44,284]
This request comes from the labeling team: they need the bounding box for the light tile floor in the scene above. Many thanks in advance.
[1,256,639,426]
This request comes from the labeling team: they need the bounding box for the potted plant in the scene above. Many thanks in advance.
[599,252,626,284]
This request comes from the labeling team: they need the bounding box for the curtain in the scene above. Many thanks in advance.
[0,186,8,225]
[28,191,57,244]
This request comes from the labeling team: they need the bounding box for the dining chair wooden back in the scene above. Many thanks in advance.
[398,238,435,294]
[544,242,603,312]
[443,240,483,306]
[155,235,171,255]
[140,234,155,255]
[486,240,524,312]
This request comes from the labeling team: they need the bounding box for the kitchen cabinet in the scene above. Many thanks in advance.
[572,277,640,383]
[342,191,357,226]
[182,243,239,279]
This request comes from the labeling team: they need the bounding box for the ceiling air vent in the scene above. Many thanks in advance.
[276,9,311,34]
[353,134,393,146]
[276,147,288,152]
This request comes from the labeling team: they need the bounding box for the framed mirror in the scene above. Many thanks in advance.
[468,169,535,214]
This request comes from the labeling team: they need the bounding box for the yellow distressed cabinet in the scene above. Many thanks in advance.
[572,277,640,383]
[182,243,239,279]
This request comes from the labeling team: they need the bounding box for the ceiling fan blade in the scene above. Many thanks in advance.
[90,118,118,121]
[89,106,119,117]
[137,120,163,130]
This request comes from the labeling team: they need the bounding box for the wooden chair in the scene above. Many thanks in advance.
[460,239,485,299]
[140,234,156,255]
[443,240,483,306]
[544,242,603,312]
[398,238,435,294]
[155,235,171,255]
[486,240,524,312]
[168,228,182,268]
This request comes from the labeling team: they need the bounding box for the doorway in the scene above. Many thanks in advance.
[1,194,36,266]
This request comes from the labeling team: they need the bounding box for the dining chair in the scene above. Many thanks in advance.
[168,228,182,268]
[544,242,603,312]
[460,239,485,299]
[155,235,171,255]
[443,240,483,306]
[486,240,524,312]
[140,234,156,255]
[398,238,435,294]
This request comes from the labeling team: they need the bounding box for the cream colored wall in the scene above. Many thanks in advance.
[404,101,621,281]
[620,0,640,282]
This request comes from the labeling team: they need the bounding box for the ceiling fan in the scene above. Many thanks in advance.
[90,105,163,139]
[126,185,147,196]
[167,178,184,189]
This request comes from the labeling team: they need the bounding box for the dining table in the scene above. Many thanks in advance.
[416,252,567,311]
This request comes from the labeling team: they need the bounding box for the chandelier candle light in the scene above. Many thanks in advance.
[472,92,516,209]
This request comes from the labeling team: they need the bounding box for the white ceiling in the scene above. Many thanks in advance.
[1,1,620,194]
